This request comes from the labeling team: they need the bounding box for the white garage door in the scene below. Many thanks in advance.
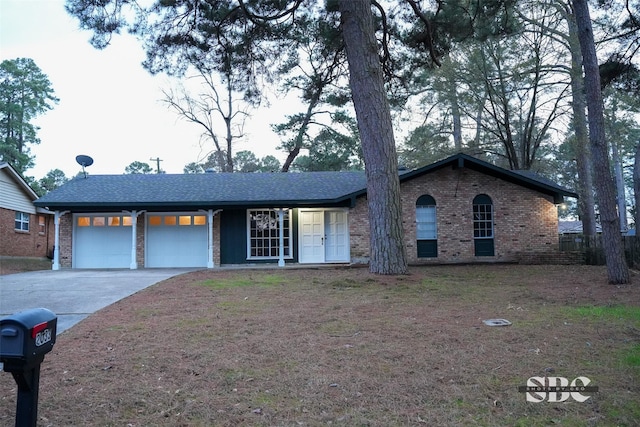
[146,213,208,267]
[74,214,132,268]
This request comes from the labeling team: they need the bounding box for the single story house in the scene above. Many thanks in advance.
[33,153,577,270]
[558,220,601,235]
[0,162,54,258]
[559,220,635,236]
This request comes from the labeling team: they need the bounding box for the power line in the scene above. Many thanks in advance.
[150,157,163,174]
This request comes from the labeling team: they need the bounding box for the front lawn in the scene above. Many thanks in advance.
[1,265,638,426]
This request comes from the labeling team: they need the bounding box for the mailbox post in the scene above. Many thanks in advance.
[0,308,57,427]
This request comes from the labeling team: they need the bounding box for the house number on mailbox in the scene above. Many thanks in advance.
[35,329,52,347]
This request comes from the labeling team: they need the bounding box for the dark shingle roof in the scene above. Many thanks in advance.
[34,171,368,211]
[34,153,577,211]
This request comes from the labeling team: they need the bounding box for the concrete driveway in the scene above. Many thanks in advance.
[0,269,194,335]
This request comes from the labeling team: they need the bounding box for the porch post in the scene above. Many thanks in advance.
[52,211,68,270]
[207,209,214,268]
[278,209,285,267]
[130,210,138,270]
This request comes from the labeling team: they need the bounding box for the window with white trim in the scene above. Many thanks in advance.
[15,212,29,231]
[473,195,494,238]
[247,209,292,259]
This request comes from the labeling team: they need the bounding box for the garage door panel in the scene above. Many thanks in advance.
[74,215,132,268]
[146,214,208,267]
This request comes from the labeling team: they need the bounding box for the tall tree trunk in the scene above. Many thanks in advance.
[225,78,234,173]
[611,140,628,231]
[446,66,463,151]
[634,142,640,232]
[472,95,486,152]
[567,8,597,236]
[573,0,630,284]
[339,0,408,274]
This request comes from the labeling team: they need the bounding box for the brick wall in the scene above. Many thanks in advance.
[0,207,54,258]
[136,214,145,267]
[59,213,73,268]
[349,166,563,265]
[348,196,370,264]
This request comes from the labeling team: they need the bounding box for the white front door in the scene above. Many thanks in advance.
[299,210,325,263]
[299,209,349,264]
[325,210,349,262]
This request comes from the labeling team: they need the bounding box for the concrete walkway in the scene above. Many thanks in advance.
[0,269,194,335]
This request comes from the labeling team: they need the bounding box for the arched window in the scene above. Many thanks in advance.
[416,195,437,258]
[473,194,494,256]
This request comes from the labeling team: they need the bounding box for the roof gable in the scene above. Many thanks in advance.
[400,153,577,204]
[0,162,39,200]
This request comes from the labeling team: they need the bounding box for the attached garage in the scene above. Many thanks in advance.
[145,213,209,267]
[73,214,132,268]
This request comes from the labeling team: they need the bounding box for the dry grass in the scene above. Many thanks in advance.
[1,265,639,426]
[0,257,52,276]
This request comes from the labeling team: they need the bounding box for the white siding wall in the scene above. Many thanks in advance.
[0,169,36,214]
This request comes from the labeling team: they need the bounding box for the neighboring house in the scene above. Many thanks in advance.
[558,221,602,235]
[0,162,54,258]
[558,220,635,235]
[33,153,577,270]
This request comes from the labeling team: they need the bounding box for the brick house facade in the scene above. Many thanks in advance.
[0,207,53,258]
[349,166,560,265]
[0,162,54,259]
[37,154,576,269]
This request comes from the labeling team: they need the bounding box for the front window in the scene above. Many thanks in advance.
[416,195,437,240]
[416,195,437,258]
[15,212,29,231]
[247,209,292,259]
[473,195,494,239]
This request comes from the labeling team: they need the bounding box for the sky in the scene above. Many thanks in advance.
[0,0,295,178]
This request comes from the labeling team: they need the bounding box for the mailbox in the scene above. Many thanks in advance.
[1,308,57,427]
[1,308,57,369]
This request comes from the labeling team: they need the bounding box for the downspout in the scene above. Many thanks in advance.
[52,210,69,270]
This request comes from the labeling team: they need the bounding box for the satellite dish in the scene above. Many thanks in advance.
[76,155,94,178]
[76,155,94,167]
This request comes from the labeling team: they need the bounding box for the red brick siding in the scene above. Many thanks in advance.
[349,166,562,264]
[136,214,145,267]
[0,207,54,258]
[59,213,73,268]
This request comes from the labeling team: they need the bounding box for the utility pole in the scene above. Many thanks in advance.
[150,157,163,174]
